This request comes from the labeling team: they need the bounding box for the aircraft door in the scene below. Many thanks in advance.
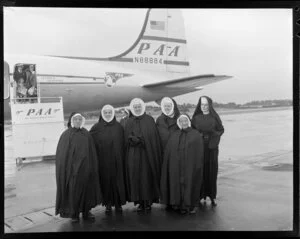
[13,63,38,103]
[4,61,10,99]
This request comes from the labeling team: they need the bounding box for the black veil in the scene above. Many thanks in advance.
[67,112,80,128]
[192,96,222,126]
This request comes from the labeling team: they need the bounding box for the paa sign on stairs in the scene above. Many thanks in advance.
[10,97,65,159]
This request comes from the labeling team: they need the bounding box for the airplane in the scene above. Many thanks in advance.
[4,8,232,120]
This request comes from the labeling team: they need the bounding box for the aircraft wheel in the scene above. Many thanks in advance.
[16,158,24,170]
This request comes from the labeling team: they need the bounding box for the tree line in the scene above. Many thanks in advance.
[81,99,292,120]
[145,99,293,113]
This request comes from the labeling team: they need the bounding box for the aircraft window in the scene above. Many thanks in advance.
[4,61,10,99]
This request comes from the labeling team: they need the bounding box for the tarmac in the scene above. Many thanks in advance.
[3,107,296,233]
[4,150,294,233]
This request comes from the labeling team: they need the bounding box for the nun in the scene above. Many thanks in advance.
[90,105,127,213]
[156,97,180,150]
[160,114,204,214]
[120,108,133,129]
[55,112,102,222]
[191,96,224,206]
[124,98,163,211]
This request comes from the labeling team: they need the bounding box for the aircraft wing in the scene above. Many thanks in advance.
[140,74,232,89]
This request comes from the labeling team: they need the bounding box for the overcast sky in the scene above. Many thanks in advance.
[4,8,292,104]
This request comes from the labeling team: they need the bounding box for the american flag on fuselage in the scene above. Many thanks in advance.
[150,20,165,31]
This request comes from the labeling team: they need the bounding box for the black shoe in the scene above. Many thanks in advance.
[105,206,112,213]
[172,205,180,212]
[145,205,151,211]
[137,204,144,212]
[60,212,69,218]
[180,209,188,215]
[115,206,123,212]
[211,199,217,207]
[71,216,79,223]
[189,207,197,214]
[165,205,172,211]
[83,211,95,221]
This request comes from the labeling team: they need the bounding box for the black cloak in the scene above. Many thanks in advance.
[89,115,127,207]
[160,127,204,207]
[55,112,102,217]
[124,113,163,204]
[156,98,181,150]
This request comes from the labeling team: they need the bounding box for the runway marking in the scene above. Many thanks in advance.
[43,212,53,217]
[24,217,33,223]
[4,223,13,230]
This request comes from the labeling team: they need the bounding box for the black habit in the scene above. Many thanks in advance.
[160,127,204,208]
[89,116,127,207]
[192,96,224,200]
[156,98,180,150]
[55,112,102,217]
[124,113,163,205]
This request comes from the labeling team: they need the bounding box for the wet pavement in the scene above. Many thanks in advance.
[3,107,295,233]
[4,150,293,233]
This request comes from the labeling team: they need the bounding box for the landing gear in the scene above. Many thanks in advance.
[15,157,25,170]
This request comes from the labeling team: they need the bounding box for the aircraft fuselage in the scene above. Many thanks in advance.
[4,82,198,120]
